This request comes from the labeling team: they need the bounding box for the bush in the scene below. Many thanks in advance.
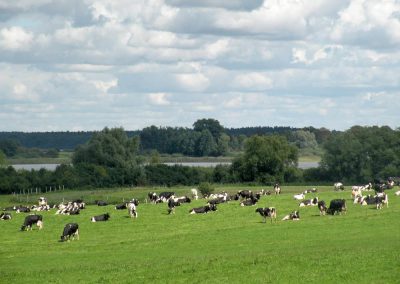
[198,182,214,197]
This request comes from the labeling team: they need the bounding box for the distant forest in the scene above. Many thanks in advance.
[0,120,330,155]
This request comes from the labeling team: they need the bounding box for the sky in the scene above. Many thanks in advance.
[0,0,399,132]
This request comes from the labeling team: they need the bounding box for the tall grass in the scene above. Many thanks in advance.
[1,186,399,283]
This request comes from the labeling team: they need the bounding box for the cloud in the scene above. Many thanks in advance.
[0,26,33,50]
[147,93,171,106]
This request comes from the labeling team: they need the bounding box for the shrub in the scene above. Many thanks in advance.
[198,182,214,197]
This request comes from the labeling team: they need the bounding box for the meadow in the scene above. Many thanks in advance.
[0,185,399,283]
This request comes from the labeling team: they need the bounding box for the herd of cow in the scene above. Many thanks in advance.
[1,179,399,242]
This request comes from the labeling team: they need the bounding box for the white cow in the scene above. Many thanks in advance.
[191,188,199,200]
[334,182,344,191]
[293,193,305,200]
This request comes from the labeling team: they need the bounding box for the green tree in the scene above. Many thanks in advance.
[193,118,224,139]
[231,135,298,183]
[0,150,7,168]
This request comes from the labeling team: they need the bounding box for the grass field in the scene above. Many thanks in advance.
[1,185,399,283]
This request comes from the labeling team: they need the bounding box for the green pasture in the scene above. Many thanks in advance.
[1,186,399,283]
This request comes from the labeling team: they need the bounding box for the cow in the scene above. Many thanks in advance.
[16,206,30,213]
[127,202,138,218]
[115,203,127,210]
[167,198,180,215]
[395,190,400,196]
[255,207,277,223]
[91,213,110,222]
[274,183,281,195]
[21,215,43,231]
[0,212,12,220]
[60,223,79,242]
[351,187,362,199]
[334,182,344,191]
[3,206,17,211]
[95,200,108,206]
[317,200,327,215]
[293,193,305,200]
[282,211,300,221]
[327,199,347,215]
[159,192,175,199]
[189,204,217,214]
[361,194,388,209]
[240,195,258,206]
[191,188,199,200]
[38,197,47,206]
[208,197,227,205]
[237,190,252,199]
[173,196,191,204]
[148,192,158,203]
[303,188,317,194]
[299,197,319,207]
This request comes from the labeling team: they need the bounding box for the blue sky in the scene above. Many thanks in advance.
[0,0,399,131]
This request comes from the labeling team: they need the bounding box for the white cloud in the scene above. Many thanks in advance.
[0,27,33,50]
[176,73,210,92]
[147,93,171,106]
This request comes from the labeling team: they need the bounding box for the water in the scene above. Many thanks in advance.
[12,161,319,171]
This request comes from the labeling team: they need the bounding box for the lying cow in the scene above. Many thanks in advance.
[60,223,79,242]
[303,188,317,194]
[95,200,108,206]
[115,203,127,210]
[334,182,344,191]
[0,212,12,220]
[189,204,217,214]
[395,190,400,196]
[317,200,327,215]
[327,199,347,215]
[299,197,319,207]
[21,214,43,231]
[282,210,300,221]
[361,194,388,209]
[16,206,30,213]
[293,193,305,200]
[91,213,110,222]
[255,207,277,223]
[240,195,258,206]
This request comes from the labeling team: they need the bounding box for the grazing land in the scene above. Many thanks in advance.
[0,186,399,283]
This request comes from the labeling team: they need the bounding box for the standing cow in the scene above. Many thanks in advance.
[60,223,79,242]
[21,215,43,231]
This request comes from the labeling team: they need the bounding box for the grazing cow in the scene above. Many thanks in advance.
[0,212,12,220]
[293,193,305,200]
[91,213,110,222]
[282,211,300,221]
[240,195,258,206]
[173,196,191,204]
[334,182,344,191]
[148,192,158,203]
[167,198,180,215]
[159,192,175,199]
[95,200,108,206]
[327,199,347,215]
[115,203,127,210]
[395,190,400,196]
[351,187,362,199]
[191,188,199,200]
[21,215,43,231]
[255,207,277,223]
[299,197,319,207]
[189,204,217,214]
[60,223,79,242]
[127,202,138,218]
[237,190,252,199]
[317,200,327,215]
[274,184,281,195]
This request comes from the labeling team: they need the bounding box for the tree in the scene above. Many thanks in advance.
[0,139,20,157]
[0,150,7,168]
[231,135,298,183]
[193,118,224,139]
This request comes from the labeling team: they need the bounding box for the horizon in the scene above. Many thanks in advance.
[1,1,399,131]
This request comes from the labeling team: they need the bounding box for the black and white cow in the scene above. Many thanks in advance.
[327,199,347,215]
[38,197,47,206]
[173,196,191,204]
[240,195,258,206]
[167,198,181,215]
[60,223,79,242]
[299,197,319,207]
[115,203,127,210]
[361,194,388,209]
[334,182,344,191]
[16,206,30,213]
[127,202,138,218]
[3,206,17,211]
[255,207,277,223]
[91,213,110,222]
[303,188,318,194]
[159,192,175,199]
[21,214,43,231]
[0,212,12,220]
[274,183,281,195]
[237,190,252,199]
[189,204,217,214]
[148,192,158,203]
[317,200,327,215]
[282,210,300,221]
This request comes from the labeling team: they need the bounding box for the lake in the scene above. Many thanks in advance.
[11,161,319,171]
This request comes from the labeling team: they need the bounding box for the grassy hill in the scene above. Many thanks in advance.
[0,185,399,283]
